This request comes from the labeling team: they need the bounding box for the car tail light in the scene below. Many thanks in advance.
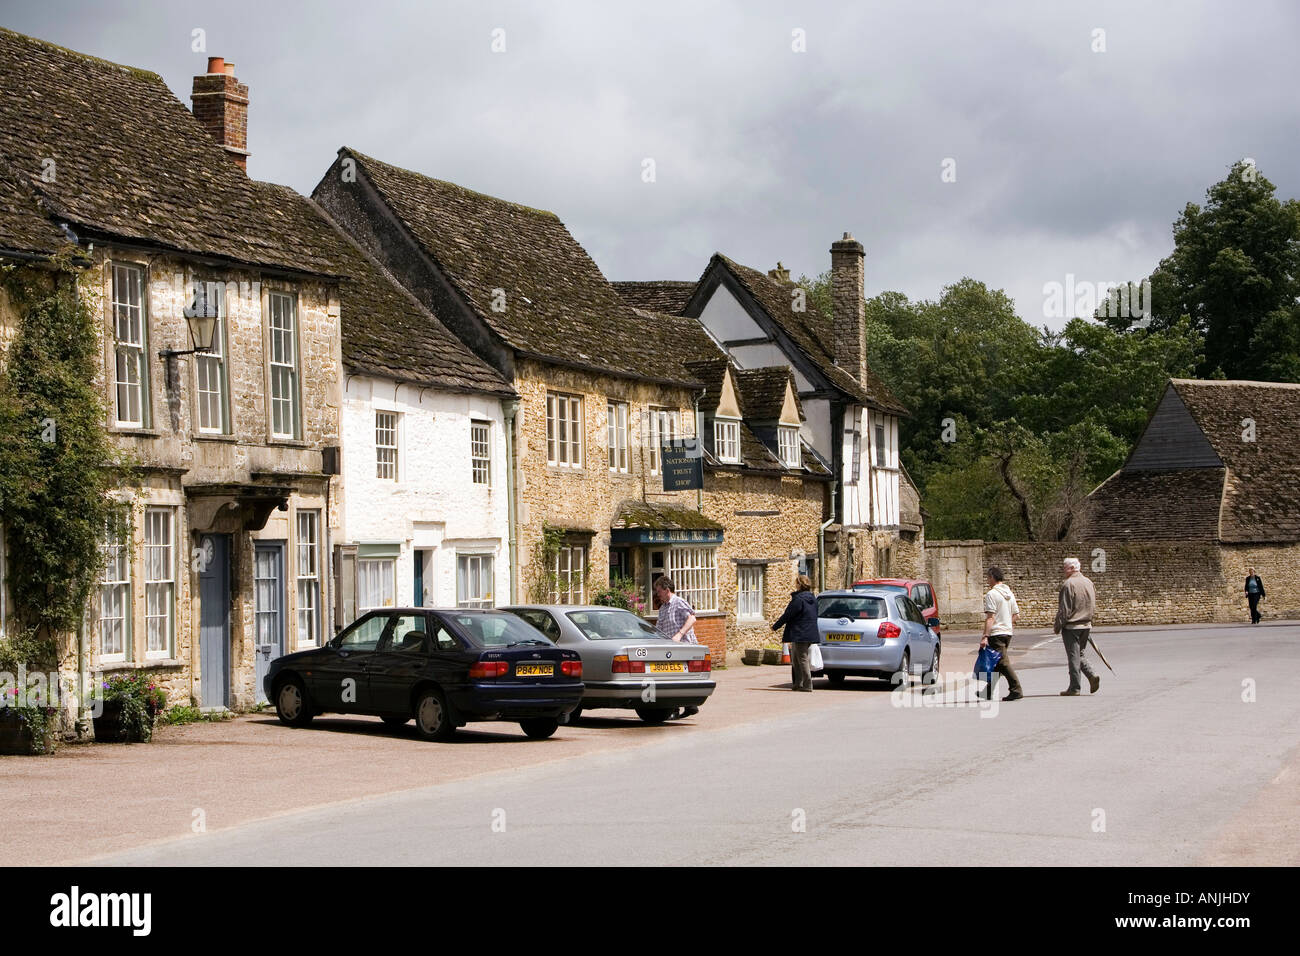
[611,654,645,674]
[877,621,901,641]
[688,655,712,672]
[469,660,508,679]
[561,660,583,678]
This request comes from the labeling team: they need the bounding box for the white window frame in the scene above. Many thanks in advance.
[850,427,862,484]
[648,406,680,475]
[668,546,718,612]
[98,514,131,662]
[471,421,492,485]
[357,558,396,613]
[456,553,495,609]
[144,508,174,660]
[268,291,301,440]
[551,545,585,605]
[714,418,741,463]
[296,510,321,648]
[875,421,887,469]
[375,410,399,481]
[194,281,229,434]
[607,401,629,473]
[546,392,583,468]
[737,564,764,620]
[778,426,801,468]
[111,262,149,428]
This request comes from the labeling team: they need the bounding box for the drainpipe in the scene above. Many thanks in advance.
[503,397,520,603]
[692,389,705,513]
[76,614,89,737]
[818,481,838,593]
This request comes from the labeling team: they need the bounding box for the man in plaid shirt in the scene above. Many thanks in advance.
[652,576,700,720]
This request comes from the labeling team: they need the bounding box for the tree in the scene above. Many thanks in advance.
[1104,161,1300,381]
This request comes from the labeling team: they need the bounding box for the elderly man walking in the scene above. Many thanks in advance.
[1055,557,1099,696]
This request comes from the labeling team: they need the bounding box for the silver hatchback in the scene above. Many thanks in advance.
[817,588,941,687]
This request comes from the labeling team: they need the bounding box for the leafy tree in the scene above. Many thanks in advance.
[1103,161,1300,380]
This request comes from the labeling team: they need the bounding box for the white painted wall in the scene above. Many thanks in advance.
[340,375,509,614]
[801,397,832,465]
[697,285,767,342]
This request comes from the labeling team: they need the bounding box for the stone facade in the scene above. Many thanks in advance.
[12,250,344,717]
[702,471,825,652]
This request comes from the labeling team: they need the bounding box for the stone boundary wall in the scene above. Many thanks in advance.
[927,539,1298,628]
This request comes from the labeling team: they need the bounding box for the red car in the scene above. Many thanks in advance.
[852,578,941,637]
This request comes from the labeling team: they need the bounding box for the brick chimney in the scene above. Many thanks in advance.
[191,57,249,172]
[830,232,866,385]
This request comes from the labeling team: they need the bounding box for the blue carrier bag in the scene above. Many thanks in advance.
[974,646,1002,693]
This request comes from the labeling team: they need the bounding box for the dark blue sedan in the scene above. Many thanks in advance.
[264,608,584,740]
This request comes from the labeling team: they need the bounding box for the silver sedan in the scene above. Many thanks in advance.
[503,605,716,723]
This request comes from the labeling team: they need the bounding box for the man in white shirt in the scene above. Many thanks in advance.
[981,566,1023,702]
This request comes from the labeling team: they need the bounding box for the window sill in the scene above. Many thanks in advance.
[267,437,309,448]
[111,427,161,438]
[546,466,586,476]
[194,433,238,443]
[96,658,184,672]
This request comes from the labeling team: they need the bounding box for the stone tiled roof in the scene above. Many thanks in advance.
[611,280,697,314]
[1171,379,1300,543]
[341,148,697,386]
[735,366,801,423]
[258,184,513,396]
[683,357,733,417]
[1081,467,1226,541]
[0,28,338,275]
[715,254,908,415]
[0,165,69,256]
[613,499,723,532]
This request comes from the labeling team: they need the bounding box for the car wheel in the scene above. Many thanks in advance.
[636,706,675,724]
[381,715,409,728]
[889,649,912,689]
[559,706,583,725]
[520,718,559,739]
[413,687,455,742]
[274,676,313,727]
[921,643,941,687]
[825,670,846,686]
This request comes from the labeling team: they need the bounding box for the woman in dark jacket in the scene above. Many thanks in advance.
[1245,568,1266,624]
[772,574,818,692]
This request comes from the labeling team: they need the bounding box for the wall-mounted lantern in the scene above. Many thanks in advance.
[159,281,220,358]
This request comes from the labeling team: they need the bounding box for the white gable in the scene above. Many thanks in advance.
[697,284,767,343]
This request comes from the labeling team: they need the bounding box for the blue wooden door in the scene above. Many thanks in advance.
[198,534,231,710]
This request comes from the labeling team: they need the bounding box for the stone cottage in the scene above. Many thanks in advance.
[614,234,921,588]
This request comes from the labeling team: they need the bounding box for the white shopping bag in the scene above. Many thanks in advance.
[809,643,823,671]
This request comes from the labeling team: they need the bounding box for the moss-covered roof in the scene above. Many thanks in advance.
[613,499,724,532]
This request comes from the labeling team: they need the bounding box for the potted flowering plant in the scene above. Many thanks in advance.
[91,672,167,743]
[592,576,648,615]
[0,688,60,755]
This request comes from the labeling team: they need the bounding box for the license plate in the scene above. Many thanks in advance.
[825,633,860,642]
[515,663,553,677]
[649,662,686,673]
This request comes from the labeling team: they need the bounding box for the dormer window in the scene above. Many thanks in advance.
[714,418,740,463]
[779,426,801,468]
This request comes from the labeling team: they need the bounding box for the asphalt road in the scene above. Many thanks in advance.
[88,622,1300,866]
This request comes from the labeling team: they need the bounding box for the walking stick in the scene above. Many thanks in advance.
[1088,635,1115,674]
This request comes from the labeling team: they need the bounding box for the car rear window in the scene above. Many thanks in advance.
[450,612,554,647]
[855,583,905,594]
[565,609,657,640]
[818,596,888,620]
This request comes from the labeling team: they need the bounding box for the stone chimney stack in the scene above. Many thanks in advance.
[768,262,791,283]
[191,57,249,172]
[830,232,866,385]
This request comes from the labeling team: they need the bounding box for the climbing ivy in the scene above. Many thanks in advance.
[525,524,591,604]
[0,260,127,645]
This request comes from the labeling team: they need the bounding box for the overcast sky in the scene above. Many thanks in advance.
[7,1,1297,327]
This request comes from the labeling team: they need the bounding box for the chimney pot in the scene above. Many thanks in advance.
[224,61,236,76]
[206,56,224,74]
